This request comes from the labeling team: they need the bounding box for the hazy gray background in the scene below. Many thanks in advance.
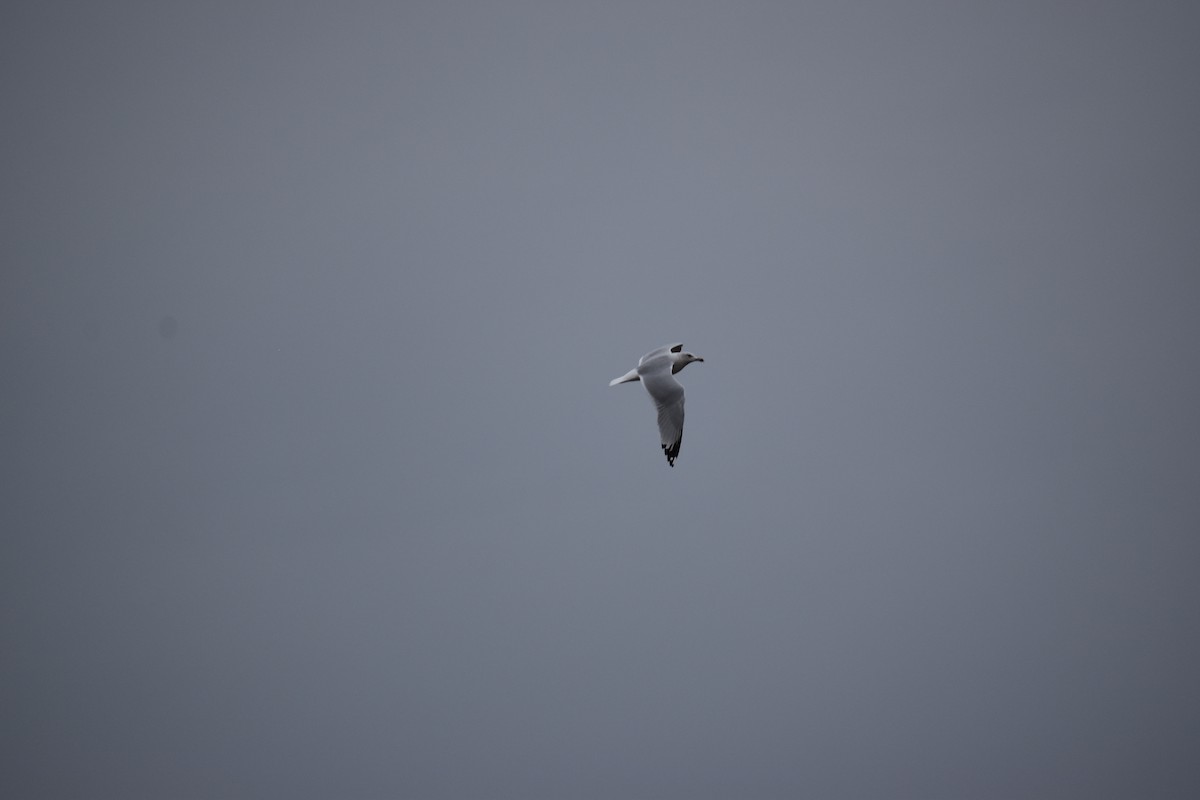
[3,2,1199,797]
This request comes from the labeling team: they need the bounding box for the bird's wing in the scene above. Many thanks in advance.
[639,361,685,466]
[638,343,683,366]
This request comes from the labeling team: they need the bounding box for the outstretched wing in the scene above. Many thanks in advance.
[639,362,685,467]
[638,343,683,366]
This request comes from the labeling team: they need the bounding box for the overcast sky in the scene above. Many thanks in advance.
[3,2,1199,798]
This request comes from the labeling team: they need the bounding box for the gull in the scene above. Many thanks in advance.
[610,343,705,467]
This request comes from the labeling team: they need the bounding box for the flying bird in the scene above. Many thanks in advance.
[610,343,705,467]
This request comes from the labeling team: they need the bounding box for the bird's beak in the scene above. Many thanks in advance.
[697,357,705,362]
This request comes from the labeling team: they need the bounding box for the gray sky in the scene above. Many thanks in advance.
[3,2,1199,797]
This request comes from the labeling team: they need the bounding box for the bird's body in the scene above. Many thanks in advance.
[610,343,704,466]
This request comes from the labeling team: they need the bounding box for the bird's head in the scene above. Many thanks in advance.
[671,351,704,374]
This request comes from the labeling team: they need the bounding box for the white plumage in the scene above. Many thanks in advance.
[609,343,705,467]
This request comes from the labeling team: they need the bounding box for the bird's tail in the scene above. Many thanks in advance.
[609,369,640,386]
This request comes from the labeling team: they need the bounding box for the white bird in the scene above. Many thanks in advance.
[610,343,705,467]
